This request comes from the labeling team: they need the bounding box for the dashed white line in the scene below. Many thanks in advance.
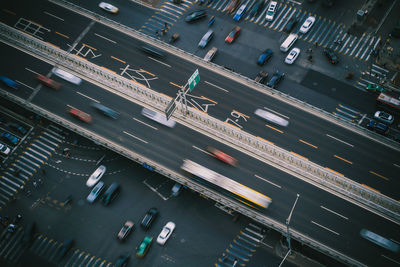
[133,117,158,130]
[16,81,34,90]
[311,221,340,235]
[263,107,289,119]
[25,68,39,75]
[204,81,229,93]
[76,92,99,103]
[394,163,400,168]
[123,131,148,144]
[326,134,354,147]
[44,11,64,21]
[192,145,213,156]
[94,33,116,44]
[148,57,171,68]
[254,174,282,189]
[381,254,400,265]
[320,206,348,220]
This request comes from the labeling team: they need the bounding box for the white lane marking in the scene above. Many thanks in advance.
[326,134,354,147]
[44,11,64,21]
[25,68,39,75]
[143,179,168,201]
[132,117,158,130]
[16,81,35,90]
[263,107,290,119]
[320,206,349,220]
[192,145,213,156]
[260,242,273,249]
[254,174,282,189]
[148,57,171,68]
[381,255,400,265]
[76,92,99,103]
[94,33,116,44]
[393,163,400,169]
[311,221,340,235]
[204,81,229,93]
[123,131,148,144]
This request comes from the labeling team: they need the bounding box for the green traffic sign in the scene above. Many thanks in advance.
[188,69,200,92]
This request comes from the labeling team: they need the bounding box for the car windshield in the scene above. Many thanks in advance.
[160,228,170,238]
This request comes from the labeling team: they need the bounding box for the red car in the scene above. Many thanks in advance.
[36,74,61,90]
[206,146,238,166]
[68,107,92,123]
[225,26,241,43]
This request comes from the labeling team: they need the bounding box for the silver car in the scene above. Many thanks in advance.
[86,165,107,187]
[141,108,176,128]
[374,111,394,124]
[87,181,105,203]
[198,30,214,48]
[52,68,82,85]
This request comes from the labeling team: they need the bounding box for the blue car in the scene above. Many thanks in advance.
[233,4,247,21]
[257,49,273,65]
[0,76,18,89]
[1,132,20,145]
[91,102,120,119]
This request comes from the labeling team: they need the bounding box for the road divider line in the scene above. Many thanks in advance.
[325,168,343,176]
[55,31,69,39]
[299,139,318,149]
[333,155,353,165]
[132,117,158,130]
[192,145,213,156]
[201,96,218,104]
[232,110,249,118]
[257,136,274,145]
[82,43,96,50]
[263,107,290,119]
[265,124,284,133]
[369,171,390,181]
[381,255,400,265]
[123,131,148,144]
[94,33,116,43]
[254,174,282,189]
[169,81,182,88]
[15,81,34,91]
[148,57,171,68]
[326,134,354,147]
[290,152,308,160]
[311,221,340,235]
[143,179,168,201]
[139,68,155,77]
[75,92,99,103]
[320,206,349,220]
[394,163,400,168]
[362,184,380,192]
[3,9,16,15]
[44,11,64,21]
[25,68,39,75]
[204,81,229,92]
[110,56,126,64]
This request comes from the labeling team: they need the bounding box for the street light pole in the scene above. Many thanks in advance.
[286,193,300,253]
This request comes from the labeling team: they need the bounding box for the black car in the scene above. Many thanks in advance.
[6,122,27,135]
[57,238,73,260]
[140,207,159,230]
[267,71,285,89]
[249,0,263,17]
[102,183,120,206]
[185,10,207,23]
[255,71,268,84]
[323,48,339,64]
[115,253,130,267]
[284,17,298,33]
[22,222,36,246]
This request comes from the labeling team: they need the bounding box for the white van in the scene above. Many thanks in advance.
[52,68,82,85]
[280,33,298,52]
[265,1,278,21]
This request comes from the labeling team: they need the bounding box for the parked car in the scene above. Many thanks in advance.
[285,47,300,64]
[36,74,61,90]
[257,49,273,65]
[86,181,105,203]
[0,143,11,156]
[52,68,82,85]
[1,132,19,145]
[284,17,298,33]
[136,236,153,258]
[117,221,135,241]
[366,83,386,93]
[198,30,214,48]
[255,71,268,84]
[91,102,120,119]
[367,120,388,135]
[115,253,130,267]
[323,48,339,64]
[265,1,277,21]
[204,47,218,62]
[249,0,263,17]
[374,111,394,124]
[57,238,73,260]
[141,207,159,230]
[86,165,107,187]
[99,2,119,13]
[0,76,18,89]
[6,122,27,135]
[299,16,315,33]
[141,108,176,128]
[157,222,176,245]
[22,222,36,246]
[267,71,285,89]
[206,146,238,166]
[185,10,207,23]
[225,26,241,43]
[102,183,120,206]
[68,107,92,123]
[233,4,247,21]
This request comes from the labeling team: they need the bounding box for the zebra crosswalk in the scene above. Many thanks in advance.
[0,124,64,211]
[216,222,264,267]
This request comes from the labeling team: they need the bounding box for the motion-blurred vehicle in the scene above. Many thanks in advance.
[255,71,268,84]
[198,30,214,48]
[254,108,289,127]
[91,102,120,119]
[366,83,386,93]
[225,26,241,43]
[6,122,27,135]
[87,180,105,203]
[86,165,107,187]
[185,10,207,23]
[204,47,218,62]
[265,1,277,21]
[36,74,61,90]
[102,183,120,206]
[285,48,300,64]
[118,221,135,241]
[141,45,165,58]
[233,4,247,21]
[0,76,18,89]
[1,132,19,145]
[360,229,399,252]
[141,108,176,128]
[323,48,339,64]
[52,68,82,85]
[136,236,153,258]
[299,16,315,33]
[283,17,298,33]
[141,207,159,230]
[157,221,176,245]
[169,33,180,43]
[115,253,130,267]
[99,2,119,14]
[0,143,11,156]
[206,146,238,166]
[374,111,394,124]
[267,71,285,89]
[224,0,241,14]
[171,183,183,196]
[68,107,92,123]
[257,49,273,65]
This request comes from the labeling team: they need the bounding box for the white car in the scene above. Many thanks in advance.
[157,222,175,245]
[299,16,315,34]
[254,108,289,127]
[141,108,176,128]
[284,47,300,64]
[86,165,107,187]
[204,47,218,62]
[265,1,277,22]
[99,2,119,14]
[0,143,11,156]
[52,68,82,85]
[374,111,394,124]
